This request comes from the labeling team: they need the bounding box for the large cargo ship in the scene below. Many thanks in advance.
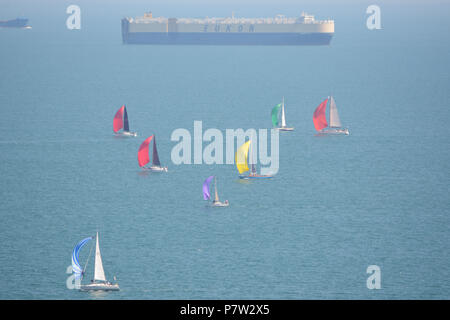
[0,18,30,28]
[122,12,334,45]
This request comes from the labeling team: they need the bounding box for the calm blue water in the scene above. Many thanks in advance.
[0,0,449,299]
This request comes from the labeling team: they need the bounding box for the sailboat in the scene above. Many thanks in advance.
[271,97,294,131]
[138,135,168,172]
[235,140,273,179]
[113,105,137,136]
[71,232,120,291]
[203,176,229,207]
[313,96,349,135]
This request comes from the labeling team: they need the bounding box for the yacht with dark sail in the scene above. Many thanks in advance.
[113,105,137,136]
[138,135,168,172]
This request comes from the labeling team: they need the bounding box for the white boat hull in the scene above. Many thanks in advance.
[143,166,168,172]
[115,131,137,137]
[319,127,349,135]
[122,131,137,137]
[277,127,294,131]
[212,201,229,207]
[80,283,120,291]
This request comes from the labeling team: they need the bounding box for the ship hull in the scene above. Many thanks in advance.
[123,31,333,45]
[0,18,29,28]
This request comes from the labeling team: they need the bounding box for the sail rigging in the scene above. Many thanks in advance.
[328,96,342,128]
[203,176,214,200]
[313,98,329,131]
[72,237,93,279]
[235,141,251,174]
[94,232,106,282]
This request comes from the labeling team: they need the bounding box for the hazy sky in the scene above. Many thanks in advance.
[1,0,448,15]
[1,0,448,30]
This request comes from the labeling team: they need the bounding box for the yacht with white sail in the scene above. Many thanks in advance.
[138,135,168,172]
[71,232,120,291]
[272,97,294,131]
[313,96,349,135]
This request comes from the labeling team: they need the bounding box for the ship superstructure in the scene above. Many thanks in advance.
[122,12,334,45]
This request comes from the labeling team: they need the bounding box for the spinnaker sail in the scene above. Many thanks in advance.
[113,106,125,133]
[235,141,251,174]
[138,135,154,167]
[271,103,281,127]
[313,98,328,131]
[203,176,214,200]
[71,237,93,279]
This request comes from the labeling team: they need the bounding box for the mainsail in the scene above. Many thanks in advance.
[138,135,154,167]
[152,136,161,166]
[313,98,329,131]
[123,106,130,132]
[94,232,106,282]
[271,103,281,127]
[281,97,286,127]
[235,141,251,174]
[71,237,93,279]
[113,106,125,133]
[203,176,214,200]
[214,177,219,202]
[328,96,342,128]
[247,141,257,174]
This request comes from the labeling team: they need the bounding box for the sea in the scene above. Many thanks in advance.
[0,0,449,299]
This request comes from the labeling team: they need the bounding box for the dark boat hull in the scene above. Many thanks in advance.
[121,19,332,46]
[123,31,333,45]
[0,18,29,28]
